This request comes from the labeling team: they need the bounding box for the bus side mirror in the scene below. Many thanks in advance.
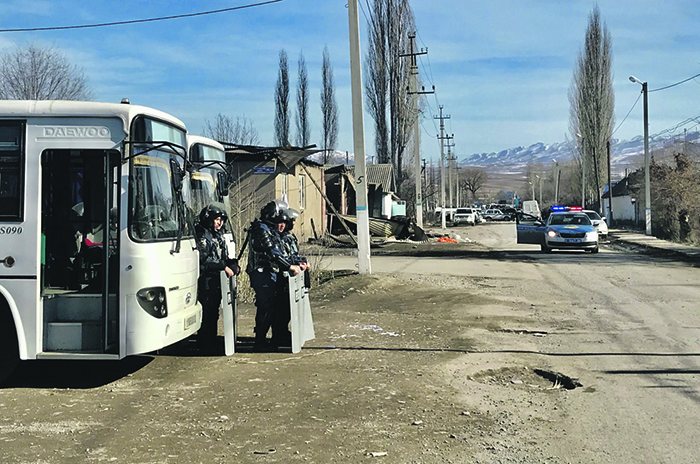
[170,159,183,193]
[217,171,229,197]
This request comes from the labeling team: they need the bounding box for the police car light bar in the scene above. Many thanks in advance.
[551,206,583,212]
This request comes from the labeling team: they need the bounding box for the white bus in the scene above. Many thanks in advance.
[185,135,235,257]
[0,100,202,382]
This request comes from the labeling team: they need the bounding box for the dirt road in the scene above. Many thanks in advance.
[2,222,700,463]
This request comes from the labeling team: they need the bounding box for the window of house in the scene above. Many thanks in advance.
[280,173,288,199]
[298,174,306,210]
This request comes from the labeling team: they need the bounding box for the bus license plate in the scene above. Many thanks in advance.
[184,313,197,330]
[565,238,582,243]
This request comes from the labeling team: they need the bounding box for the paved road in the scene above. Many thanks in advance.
[329,222,700,463]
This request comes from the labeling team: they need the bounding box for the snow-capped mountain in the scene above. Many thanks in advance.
[460,131,699,178]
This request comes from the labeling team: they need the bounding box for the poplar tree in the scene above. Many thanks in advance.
[274,49,290,146]
[295,51,310,147]
[364,0,415,192]
[568,5,615,212]
[320,46,338,163]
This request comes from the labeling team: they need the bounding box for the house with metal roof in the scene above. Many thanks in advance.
[324,163,406,235]
[602,171,644,224]
[223,144,326,242]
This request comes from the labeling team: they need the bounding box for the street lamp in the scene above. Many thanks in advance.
[629,75,651,235]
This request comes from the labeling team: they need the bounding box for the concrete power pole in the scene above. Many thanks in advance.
[435,106,451,229]
[402,33,432,229]
[347,0,371,274]
[445,136,455,207]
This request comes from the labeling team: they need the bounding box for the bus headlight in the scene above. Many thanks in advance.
[137,287,168,318]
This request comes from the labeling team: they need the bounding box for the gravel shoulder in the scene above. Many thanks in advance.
[0,259,584,464]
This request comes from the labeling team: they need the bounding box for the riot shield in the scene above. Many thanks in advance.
[220,270,237,356]
[288,271,315,353]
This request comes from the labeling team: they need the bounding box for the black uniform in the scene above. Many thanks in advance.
[195,204,239,352]
[247,200,296,349]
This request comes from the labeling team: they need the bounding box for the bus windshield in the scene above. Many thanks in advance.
[130,118,189,241]
[188,143,226,215]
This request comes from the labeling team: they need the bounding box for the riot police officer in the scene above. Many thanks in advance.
[280,206,309,273]
[195,203,240,353]
[246,199,301,350]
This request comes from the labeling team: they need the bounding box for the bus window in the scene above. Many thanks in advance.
[0,121,24,220]
[131,153,180,240]
[129,117,189,242]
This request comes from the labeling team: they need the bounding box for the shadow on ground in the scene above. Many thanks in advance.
[1,356,153,390]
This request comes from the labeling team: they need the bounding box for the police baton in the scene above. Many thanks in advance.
[236,228,251,262]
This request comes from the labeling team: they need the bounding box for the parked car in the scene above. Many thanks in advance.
[583,210,608,239]
[481,209,506,221]
[499,207,519,221]
[452,208,476,226]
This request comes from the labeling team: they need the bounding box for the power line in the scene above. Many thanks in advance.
[0,0,285,33]
[358,0,371,24]
[651,115,700,139]
[612,91,642,136]
[649,71,700,93]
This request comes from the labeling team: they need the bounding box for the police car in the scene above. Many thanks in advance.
[516,206,599,253]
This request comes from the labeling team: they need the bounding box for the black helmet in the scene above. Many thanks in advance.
[280,207,300,231]
[199,203,228,229]
[260,199,289,224]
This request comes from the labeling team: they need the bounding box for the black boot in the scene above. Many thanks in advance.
[271,330,292,349]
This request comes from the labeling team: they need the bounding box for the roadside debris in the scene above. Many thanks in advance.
[438,237,458,243]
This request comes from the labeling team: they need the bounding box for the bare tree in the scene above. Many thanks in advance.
[320,45,338,164]
[461,168,487,201]
[295,51,311,147]
[0,43,93,100]
[364,0,416,193]
[568,5,615,212]
[203,113,260,145]
[274,49,290,146]
[364,0,389,164]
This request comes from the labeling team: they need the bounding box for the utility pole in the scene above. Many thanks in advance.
[445,135,455,207]
[629,76,651,235]
[435,106,450,229]
[579,135,586,208]
[347,0,371,274]
[401,33,432,229]
[642,81,651,235]
[607,140,613,226]
[552,158,560,205]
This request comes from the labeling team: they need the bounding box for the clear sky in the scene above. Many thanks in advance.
[1,0,699,161]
